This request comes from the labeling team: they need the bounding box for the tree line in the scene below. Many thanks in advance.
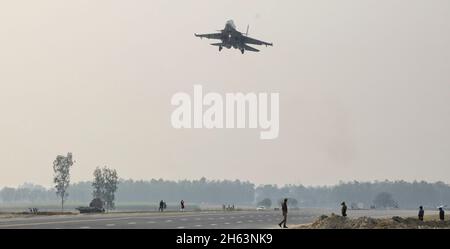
[1,179,450,209]
[255,180,450,209]
[2,152,449,209]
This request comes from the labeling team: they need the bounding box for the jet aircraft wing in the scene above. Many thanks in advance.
[194,33,222,40]
[243,36,273,46]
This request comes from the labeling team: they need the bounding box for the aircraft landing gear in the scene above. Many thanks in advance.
[240,49,245,54]
[219,46,222,52]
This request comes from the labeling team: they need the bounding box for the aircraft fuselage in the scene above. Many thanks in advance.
[195,20,273,54]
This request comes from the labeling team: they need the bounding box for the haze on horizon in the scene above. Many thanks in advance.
[1,0,450,188]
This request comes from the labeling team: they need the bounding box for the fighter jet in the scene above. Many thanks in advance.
[195,20,273,54]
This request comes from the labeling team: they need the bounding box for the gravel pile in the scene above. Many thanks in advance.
[299,213,450,229]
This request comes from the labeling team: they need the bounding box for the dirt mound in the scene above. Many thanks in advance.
[300,214,450,229]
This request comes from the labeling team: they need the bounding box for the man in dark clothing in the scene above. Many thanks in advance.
[180,200,185,212]
[341,202,347,217]
[278,198,288,228]
[418,206,424,221]
[159,200,164,212]
[439,207,445,221]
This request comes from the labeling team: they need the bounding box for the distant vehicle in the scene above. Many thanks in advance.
[195,20,273,54]
[76,198,105,214]
[76,206,104,214]
[256,206,266,211]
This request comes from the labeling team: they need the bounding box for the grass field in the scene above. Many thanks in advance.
[422,214,446,221]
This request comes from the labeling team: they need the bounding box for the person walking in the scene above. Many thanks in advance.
[418,206,424,221]
[439,207,445,221]
[341,202,347,217]
[180,200,185,212]
[159,200,164,212]
[278,198,288,228]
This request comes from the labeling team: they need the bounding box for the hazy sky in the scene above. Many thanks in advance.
[1,0,449,188]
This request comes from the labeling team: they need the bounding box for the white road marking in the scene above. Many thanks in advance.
[195,224,202,227]
[237,221,242,224]
[225,222,230,225]
[177,226,185,229]
[147,221,155,224]
[210,224,217,226]
[166,220,173,223]
[0,211,283,228]
[106,224,115,227]
[0,217,134,228]
[128,222,136,225]
[80,226,90,229]
[181,218,188,221]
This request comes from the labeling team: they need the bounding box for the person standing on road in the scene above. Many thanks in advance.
[278,198,288,228]
[180,200,185,212]
[439,207,445,221]
[341,202,347,217]
[418,206,424,221]
[159,200,164,212]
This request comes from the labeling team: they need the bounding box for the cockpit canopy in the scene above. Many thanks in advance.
[226,20,236,29]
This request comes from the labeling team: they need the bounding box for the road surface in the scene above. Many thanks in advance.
[0,209,418,229]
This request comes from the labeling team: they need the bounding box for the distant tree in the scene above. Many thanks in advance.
[53,153,74,211]
[92,167,105,200]
[373,192,398,209]
[91,167,119,211]
[258,198,272,208]
[103,168,119,211]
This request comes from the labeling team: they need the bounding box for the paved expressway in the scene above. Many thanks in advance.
[0,209,418,229]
